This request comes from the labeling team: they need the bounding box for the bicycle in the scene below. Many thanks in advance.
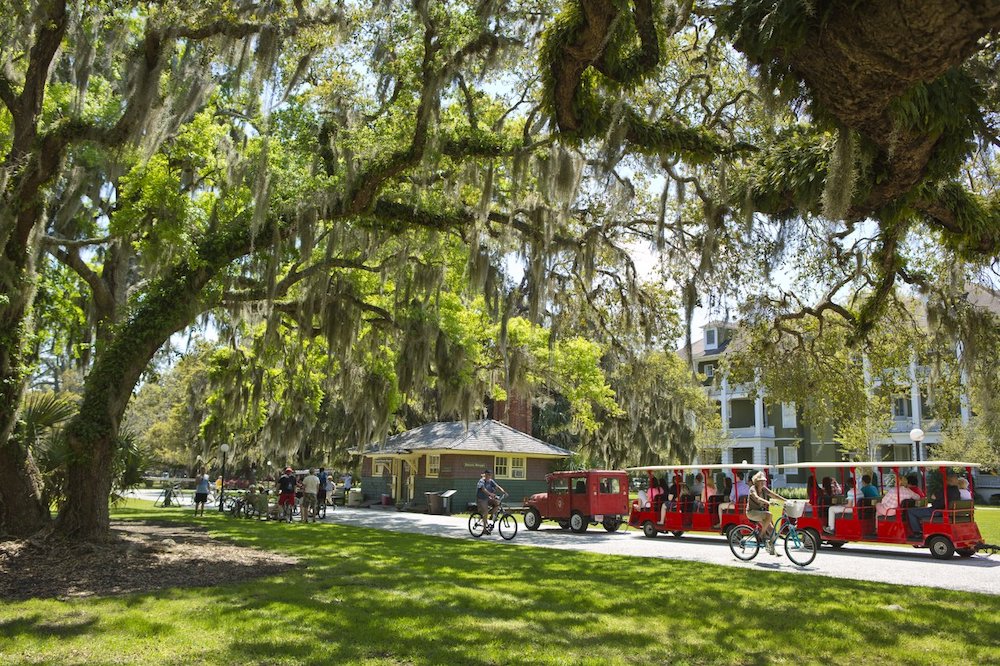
[154,484,181,507]
[468,493,518,541]
[728,498,818,567]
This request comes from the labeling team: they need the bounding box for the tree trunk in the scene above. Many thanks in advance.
[0,230,52,536]
[0,442,50,536]
[55,223,270,539]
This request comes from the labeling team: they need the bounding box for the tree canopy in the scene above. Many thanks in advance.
[3,0,1000,538]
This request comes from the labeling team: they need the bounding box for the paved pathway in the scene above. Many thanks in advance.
[318,506,1000,595]
[127,489,999,594]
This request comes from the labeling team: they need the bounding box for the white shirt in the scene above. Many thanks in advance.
[301,474,320,494]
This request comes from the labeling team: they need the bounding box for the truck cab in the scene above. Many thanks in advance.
[523,470,629,533]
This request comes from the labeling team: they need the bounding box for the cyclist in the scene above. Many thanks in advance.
[747,470,784,555]
[476,469,507,526]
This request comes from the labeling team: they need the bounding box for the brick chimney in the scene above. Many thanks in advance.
[489,393,532,435]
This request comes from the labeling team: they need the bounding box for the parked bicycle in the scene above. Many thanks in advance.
[728,498,818,567]
[468,493,518,540]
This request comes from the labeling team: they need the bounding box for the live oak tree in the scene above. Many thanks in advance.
[6,1,1000,538]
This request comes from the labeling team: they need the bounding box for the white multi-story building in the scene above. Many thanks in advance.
[685,320,969,486]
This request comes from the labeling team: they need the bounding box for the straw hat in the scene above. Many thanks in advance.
[751,471,768,484]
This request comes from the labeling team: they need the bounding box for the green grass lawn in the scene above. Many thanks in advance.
[974,506,1000,544]
[1,501,998,666]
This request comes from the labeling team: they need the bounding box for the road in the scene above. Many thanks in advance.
[128,490,999,595]
[321,506,1000,595]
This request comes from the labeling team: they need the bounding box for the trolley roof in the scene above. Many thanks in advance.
[626,463,765,472]
[776,460,981,470]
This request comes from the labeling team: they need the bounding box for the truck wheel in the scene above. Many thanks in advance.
[602,515,622,532]
[557,520,570,530]
[570,511,588,533]
[671,531,685,538]
[642,521,658,538]
[957,547,976,558]
[928,535,955,560]
[524,508,542,531]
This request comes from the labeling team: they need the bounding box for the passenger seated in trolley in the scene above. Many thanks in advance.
[715,472,748,528]
[876,474,920,517]
[825,477,858,534]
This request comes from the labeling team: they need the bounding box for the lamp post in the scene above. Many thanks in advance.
[218,443,230,512]
[909,427,924,462]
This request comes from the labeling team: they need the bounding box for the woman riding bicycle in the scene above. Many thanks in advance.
[747,470,785,555]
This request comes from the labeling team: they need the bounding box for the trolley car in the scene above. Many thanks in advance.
[776,460,984,559]
[627,463,762,538]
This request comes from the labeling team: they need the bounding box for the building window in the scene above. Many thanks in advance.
[427,454,440,478]
[703,363,715,379]
[511,457,525,479]
[766,447,778,466]
[782,446,798,465]
[705,328,717,349]
[893,397,913,419]
[374,458,391,476]
[494,456,509,477]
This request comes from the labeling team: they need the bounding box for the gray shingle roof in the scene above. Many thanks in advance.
[362,419,572,457]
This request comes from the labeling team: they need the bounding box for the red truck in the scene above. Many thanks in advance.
[523,470,630,533]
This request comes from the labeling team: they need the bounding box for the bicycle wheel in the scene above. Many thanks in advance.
[497,513,518,540]
[782,527,818,567]
[728,524,761,561]
[468,512,486,537]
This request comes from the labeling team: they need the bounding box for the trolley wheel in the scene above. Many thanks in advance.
[783,529,818,567]
[670,530,685,538]
[642,520,658,538]
[524,508,542,531]
[728,524,760,562]
[602,515,622,532]
[557,519,570,531]
[570,511,588,533]
[957,547,976,558]
[827,540,846,549]
[468,512,486,538]
[928,535,955,560]
[498,513,518,541]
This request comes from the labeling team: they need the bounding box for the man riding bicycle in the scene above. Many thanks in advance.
[476,469,506,523]
[747,470,785,555]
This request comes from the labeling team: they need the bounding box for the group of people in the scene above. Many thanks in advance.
[193,465,354,522]
[812,470,972,538]
[638,473,719,524]
[637,466,974,546]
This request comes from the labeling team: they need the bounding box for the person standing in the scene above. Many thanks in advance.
[317,467,328,510]
[277,467,297,522]
[301,468,320,522]
[194,473,211,516]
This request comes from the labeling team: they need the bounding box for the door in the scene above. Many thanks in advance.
[732,447,754,465]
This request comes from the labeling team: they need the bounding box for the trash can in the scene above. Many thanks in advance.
[347,488,363,506]
[439,489,457,515]
[381,493,393,506]
[427,492,443,514]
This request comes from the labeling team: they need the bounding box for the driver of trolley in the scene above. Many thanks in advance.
[476,469,507,521]
[747,470,785,555]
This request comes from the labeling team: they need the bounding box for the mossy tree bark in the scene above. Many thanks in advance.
[54,222,270,539]
[0,0,71,535]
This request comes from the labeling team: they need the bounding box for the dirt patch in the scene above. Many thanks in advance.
[0,521,298,601]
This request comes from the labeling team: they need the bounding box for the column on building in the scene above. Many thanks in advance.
[957,342,971,426]
[721,377,730,434]
[909,355,922,460]
[862,354,878,460]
